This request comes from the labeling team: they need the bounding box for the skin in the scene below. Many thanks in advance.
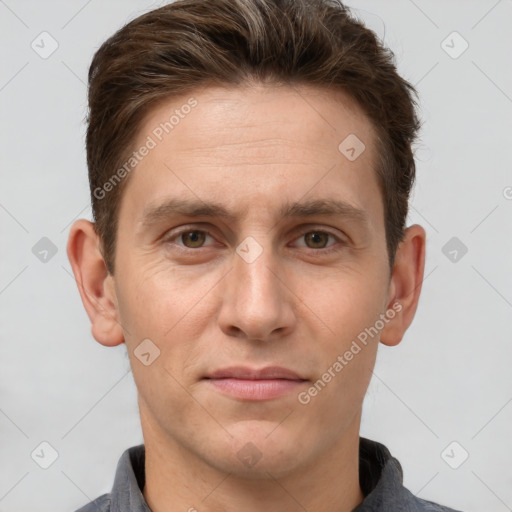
[67,82,425,512]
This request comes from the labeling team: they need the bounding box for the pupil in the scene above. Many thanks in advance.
[307,232,326,248]
[184,231,204,247]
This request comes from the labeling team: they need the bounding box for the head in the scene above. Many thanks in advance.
[68,0,425,479]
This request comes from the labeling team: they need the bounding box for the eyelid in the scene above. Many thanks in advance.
[289,224,346,241]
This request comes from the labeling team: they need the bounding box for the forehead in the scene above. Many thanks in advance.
[137,83,375,156]
[119,83,383,231]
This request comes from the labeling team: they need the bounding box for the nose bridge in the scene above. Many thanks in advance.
[235,234,283,309]
[220,234,293,339]
[236,236,278,293]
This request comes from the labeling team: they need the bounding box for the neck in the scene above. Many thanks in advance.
[141,408,365,512]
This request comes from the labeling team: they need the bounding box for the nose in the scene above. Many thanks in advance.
[217,239,296,342]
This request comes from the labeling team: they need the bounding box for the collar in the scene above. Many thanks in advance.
[108,437,410,512]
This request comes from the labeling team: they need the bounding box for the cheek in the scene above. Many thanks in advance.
[117,256,202,333]
[293,269,385,403]
[294,267,387,342]
[116,259,220,375]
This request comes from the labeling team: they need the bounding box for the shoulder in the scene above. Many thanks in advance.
[71,444,146,512]
[357,437,465,512]
[406,491,465,512]
[73,493,111,512]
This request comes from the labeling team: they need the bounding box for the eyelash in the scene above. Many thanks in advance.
[162,226,346,255]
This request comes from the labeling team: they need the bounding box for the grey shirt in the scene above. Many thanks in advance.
[74,437,464,512]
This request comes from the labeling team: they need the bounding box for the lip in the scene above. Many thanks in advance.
[205,366,305,380]
[204,366,307,401]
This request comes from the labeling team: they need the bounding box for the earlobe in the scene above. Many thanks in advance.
[380,224,426,347]
[66,219,125,347]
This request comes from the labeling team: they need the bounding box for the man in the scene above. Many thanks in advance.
[67,0,463,510]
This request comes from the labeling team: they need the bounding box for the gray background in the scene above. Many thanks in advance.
[1,0,511,511]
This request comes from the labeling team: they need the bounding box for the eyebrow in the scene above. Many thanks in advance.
[138,197,370,231]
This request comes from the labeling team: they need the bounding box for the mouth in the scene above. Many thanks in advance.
[203,366,308,401]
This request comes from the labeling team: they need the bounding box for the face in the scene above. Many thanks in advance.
[109,84,394,477]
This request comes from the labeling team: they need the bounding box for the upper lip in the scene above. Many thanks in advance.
[205,366,306,380]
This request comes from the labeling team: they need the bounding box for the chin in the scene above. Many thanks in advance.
[209,421,310,479]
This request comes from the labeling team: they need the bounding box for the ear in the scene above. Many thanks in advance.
[66,219,124,347]
[380,224,426,347]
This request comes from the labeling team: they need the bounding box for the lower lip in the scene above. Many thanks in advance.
[205,378,306,401]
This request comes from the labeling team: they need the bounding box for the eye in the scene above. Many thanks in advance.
[162,226,345,254]
[292,230,343,252]
[164,229,215,249]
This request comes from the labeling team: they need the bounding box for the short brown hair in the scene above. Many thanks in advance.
[86,0,421,275]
